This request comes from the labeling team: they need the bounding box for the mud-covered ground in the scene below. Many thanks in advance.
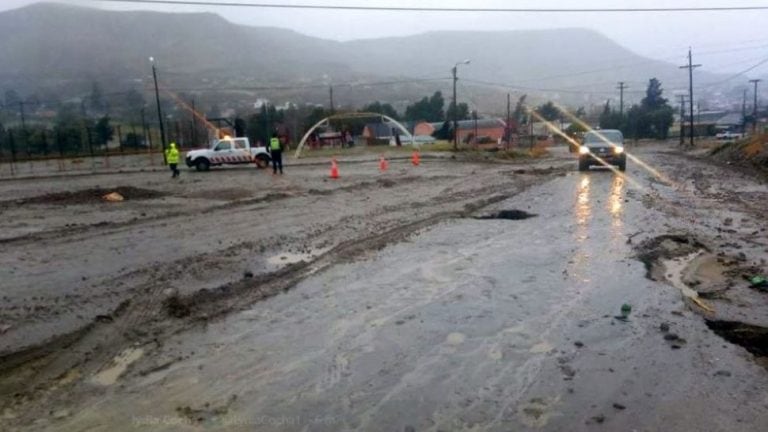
[2,144,768,431]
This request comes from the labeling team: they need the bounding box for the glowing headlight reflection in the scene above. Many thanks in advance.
[579,146,590,155]
[614,147,624,154]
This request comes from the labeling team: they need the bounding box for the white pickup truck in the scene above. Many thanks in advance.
[185,137,271,171]
[716,131,744,140]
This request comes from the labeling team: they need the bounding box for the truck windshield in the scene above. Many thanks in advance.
[584,130,623,146]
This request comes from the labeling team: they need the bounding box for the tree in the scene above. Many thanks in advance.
[90,81,105,113]
[599,100,626,130]
[446,102,470,122]
[535,101,560,121]
[4,89,21,108]
[513,94,528,124]
[641,78,667,110]
[94,116,114,146]
[404,91,445,122]
[361,101,399,120]
[124,89,145,113]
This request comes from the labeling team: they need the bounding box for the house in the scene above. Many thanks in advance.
[455,118,507,143]
[362,122,397,139]
[681,111,743,136]
[414,121,446,136]
[414,119,507,143]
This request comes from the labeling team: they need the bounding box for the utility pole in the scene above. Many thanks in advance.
[679,48,701,147]
[329,86,334,114]
[150,57,168,164]
[749,79,761,133]
[617,82,627,116]
[452,66,458,150]
[451,59,470,151]
[678,94,686,146]
[506,93,511,147]
[742,88,748,133]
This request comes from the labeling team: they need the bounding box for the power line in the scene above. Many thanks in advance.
[96,1,768,13]
[698,54,768,87]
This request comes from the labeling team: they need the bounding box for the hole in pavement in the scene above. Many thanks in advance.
[705,320,768,361]
[474,210,537,220]
[6,187,166,206]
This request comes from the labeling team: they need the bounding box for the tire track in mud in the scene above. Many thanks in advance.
[0,174,549,417]
[0,175,456,246]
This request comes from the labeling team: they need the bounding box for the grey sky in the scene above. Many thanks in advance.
[5,0,768,76]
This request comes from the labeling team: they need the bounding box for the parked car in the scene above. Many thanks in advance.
[578,129,626,172]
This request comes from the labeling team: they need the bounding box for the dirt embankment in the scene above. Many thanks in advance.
[633,143,768,368]
[708,133,768,172]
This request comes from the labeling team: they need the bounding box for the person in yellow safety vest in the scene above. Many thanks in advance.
[165,142,180,178]
[269,133,284,175]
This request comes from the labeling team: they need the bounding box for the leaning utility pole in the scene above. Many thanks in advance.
[678,94,686,146]
[679,48,701,147]
[150,57,168,163]
[617,82,627,116]
[749,79,761,133]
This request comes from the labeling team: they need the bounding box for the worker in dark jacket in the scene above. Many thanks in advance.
[269,133,284,175]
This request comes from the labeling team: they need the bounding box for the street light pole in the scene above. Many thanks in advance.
[750,79,761,133]
[150,57,168,164]
[452,59,470,151]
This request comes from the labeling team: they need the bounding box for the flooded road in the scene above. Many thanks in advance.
[25,149,767,432]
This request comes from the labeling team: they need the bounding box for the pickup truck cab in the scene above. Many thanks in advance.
[185,137,271,171]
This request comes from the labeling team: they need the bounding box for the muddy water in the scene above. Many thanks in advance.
[17,153,768,431]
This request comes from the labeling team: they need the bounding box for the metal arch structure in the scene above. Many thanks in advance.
[294,112,415,158]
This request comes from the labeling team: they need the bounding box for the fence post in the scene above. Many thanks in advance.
[86,127,95,170]
[117,125,123,154]
[56,128,65,171]
[8,129,17,176]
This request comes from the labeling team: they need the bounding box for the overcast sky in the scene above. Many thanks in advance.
[4,0,768,76]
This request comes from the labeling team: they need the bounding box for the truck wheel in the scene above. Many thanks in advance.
[578,160,589,171]
[255,155,270,169]
[195,158,210,172]
[618,160,626,172]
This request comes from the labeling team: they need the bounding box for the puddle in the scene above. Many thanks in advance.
[446,332,466,345]
[91,347,144,386]
[530,342,554,353]
[661,252,715,313]
[474,209,537,220]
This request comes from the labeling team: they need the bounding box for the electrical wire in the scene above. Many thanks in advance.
[95,0,768,13]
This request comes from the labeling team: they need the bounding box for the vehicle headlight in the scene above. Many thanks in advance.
[614,147,624,154]
[578,146,590,154]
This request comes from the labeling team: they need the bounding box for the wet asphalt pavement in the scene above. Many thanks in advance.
[38,148,768,431]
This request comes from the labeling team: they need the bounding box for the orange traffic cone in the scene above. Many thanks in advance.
[330,158,339,179]
[411,150,420,166]
[379,155,389,172]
